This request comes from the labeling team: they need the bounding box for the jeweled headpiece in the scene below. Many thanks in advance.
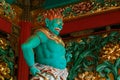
[43,9,63,20]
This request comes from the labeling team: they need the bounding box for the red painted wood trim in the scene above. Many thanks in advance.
[61,10,120,35]
[0,17,12,33]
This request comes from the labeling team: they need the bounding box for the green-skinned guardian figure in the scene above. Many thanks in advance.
[21,9,72,80]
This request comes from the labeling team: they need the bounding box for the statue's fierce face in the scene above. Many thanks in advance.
[45,18,63,35]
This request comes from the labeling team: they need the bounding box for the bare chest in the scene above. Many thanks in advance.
[45,39,65,53]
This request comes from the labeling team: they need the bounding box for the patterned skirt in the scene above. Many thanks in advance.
[31,63,68,80]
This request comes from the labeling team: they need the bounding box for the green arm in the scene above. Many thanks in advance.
[21,31,47,75]
[21,34,41,67]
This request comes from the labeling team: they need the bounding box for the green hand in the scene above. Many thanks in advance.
[30,66,40,76]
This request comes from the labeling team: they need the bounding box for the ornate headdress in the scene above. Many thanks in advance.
[43,9,63,20]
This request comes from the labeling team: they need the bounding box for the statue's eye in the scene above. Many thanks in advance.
[59,23,63,26]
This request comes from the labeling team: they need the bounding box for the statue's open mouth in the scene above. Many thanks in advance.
[55,28,61,32]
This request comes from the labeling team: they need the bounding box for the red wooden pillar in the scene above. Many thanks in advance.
[18,21,32,80]
[18,0,32,79]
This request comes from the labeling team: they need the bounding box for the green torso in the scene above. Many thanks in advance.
[34,29,67,69]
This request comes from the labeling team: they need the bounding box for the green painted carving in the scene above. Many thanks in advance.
[66,31,120,80]
[36,0,120,24]
[96,58,120,80]
[62,7,76,17]
[0,46,14,75]
[66,36,103,80]
[0,38,15,79]
[95,0,105,4]
[5,0,16,4]
[42,0,83,9]
[0,0,15,19]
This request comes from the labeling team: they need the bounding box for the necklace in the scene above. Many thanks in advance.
[36,28,65,46]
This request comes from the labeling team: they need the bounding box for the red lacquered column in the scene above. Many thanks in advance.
[18,21,32,80]
[18,0,31,79]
